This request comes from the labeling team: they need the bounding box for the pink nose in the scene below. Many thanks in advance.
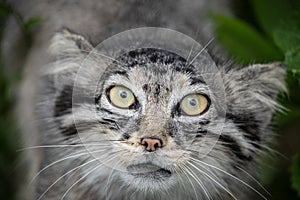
[141,137,162,152]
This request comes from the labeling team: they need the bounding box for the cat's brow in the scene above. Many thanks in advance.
[189,76,206,85]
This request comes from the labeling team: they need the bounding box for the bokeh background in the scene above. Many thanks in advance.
[0,0,300,199]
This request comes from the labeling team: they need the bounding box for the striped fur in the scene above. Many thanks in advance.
[32,29,287,200]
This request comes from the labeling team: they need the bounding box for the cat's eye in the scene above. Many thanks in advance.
[107,86,136,108]
[180,94,209,116]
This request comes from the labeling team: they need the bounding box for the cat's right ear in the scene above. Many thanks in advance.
[49,29,93,57]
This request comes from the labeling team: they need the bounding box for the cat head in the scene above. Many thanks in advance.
[43,28,286,199]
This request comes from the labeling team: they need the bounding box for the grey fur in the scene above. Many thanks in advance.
[2,1,286,200]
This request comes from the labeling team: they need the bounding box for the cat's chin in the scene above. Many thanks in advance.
[120,162,175,190]
[127,163,172,180]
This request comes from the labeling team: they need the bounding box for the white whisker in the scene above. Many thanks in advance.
[185,27,201,64]
[178,164,199,200]
[17,143,116,151]
[30,148,108,183]
[190,157,268,200]
[186,38,214,67]
[188,160,237,200]
[173,166,189,197]
[184,164,212,200]
[236,166,271,196]
[104,157,123,197]
[37,158,98,200]
[60,153,120,200]
[81,49,126,67]
[199,153,270,196]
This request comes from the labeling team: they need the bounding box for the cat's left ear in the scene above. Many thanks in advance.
[227,62,286,110]
[49,29,94,57]
[241,62,286,96]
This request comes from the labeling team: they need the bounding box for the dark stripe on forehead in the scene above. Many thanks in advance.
[154,83,161,99]
[226,113,261,149]
[115,48,197,71]
[218,135,252,161]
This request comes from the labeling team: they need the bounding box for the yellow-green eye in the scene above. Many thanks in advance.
[108,86,135,108]
[180,94,209,116]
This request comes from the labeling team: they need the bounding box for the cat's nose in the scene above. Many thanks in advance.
[140,137,163,152]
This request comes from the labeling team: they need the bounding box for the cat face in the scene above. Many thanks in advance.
[40,28,286,199]
[93,49,221,190]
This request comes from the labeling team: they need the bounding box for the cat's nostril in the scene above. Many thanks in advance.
[140,137,163,152]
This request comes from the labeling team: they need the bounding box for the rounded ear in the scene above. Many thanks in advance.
[48,29,93,57]
[224,62,286,131]
[223,62,287,146]
[226,62,287,110]
[237,62,286,100]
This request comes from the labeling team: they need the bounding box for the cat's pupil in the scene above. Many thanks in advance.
[189,98,197,106]
[120,91,128,98]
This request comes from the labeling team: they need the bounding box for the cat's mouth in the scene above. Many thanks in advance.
[127,163,172,179]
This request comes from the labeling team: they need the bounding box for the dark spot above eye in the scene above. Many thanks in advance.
[114,70,128,76]
[142,84,150,92]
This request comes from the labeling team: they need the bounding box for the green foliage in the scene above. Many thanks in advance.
[213,0,300,82]
[212,14,283,64]
[0,63,19,200]
[212,0,300,198]
[0,0,41,199]
[273,14,300,82]
[0,0,42,34]
[251,0,293,37]
[23,16,43,31]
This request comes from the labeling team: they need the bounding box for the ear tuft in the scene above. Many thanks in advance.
[227,62,287,111]
[239,62,287,99]
[48,28,93,57]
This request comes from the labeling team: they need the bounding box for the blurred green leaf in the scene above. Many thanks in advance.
[272,12,300,82]
[272,10,300,51]
[274,30,300,52]
[291,154,300,197]
[211,14,283,64]
[23,16,42,31]
[251,0,293,36]
[285,50,300,70]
